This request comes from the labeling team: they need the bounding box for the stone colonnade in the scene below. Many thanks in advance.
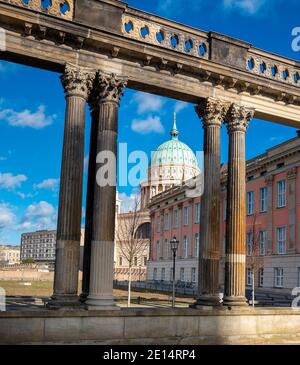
[49,64,254,309]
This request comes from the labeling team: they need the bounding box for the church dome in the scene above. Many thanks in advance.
[150,115,198,170]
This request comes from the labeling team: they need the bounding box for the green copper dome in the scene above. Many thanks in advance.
[150,114,198,169]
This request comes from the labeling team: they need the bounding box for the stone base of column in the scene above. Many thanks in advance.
[223,296,248,307]
[85,295,120,311]
[47,294,84,310]
[190,294,222,309]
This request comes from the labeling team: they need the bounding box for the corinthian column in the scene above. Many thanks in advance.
[223,104,254,307]
[80,89,99,301]
[194,98,229,307]
[86,72,127,310]
[49,65,94,308]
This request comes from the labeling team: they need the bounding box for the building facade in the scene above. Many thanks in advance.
[20,230,57,263]
[0,245,20,265]
[148,135,300,294]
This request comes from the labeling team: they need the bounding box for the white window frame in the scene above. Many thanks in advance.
[194,233,199,258]
[164,239,168,259]
[153,268,158,281]
[194,203,200,224]
[258,268,264,287]
[173,209,178,228]
[246,232,253,256]
[191,268,196,283]
[161,268,165,281]
[277,180,286,208]
[180,268,185,282]
[259,230,266,256]
[247,191,254,215]
[259,187,268,212]
[156,240,160,260]
[164,214,169,231]
[183,236,188,258]
[246,268,253,286]
[277,226,286,255]
[157,217,161,233]
[184,207,189,226]
[274,267,284,288]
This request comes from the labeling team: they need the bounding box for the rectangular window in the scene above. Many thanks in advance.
[246,232,253,256]
[260,187,268,212]
[157,217,161,233]
[246,268,253,286]
[194,233,199,258]
[191,268,196,283]
[180,268,185,282]
[277,180,286,208]
[258,268,264,287]
[183,236,188,258]
[274,268,284,288]
[277,227,286,255]
[247,191,254,215]
[164,239,168,259]
[156,240,160,260]
[161,268,165,281]
[153,268,158,281]
[194,203,200,224]
[164,214,169,231]
[173,209,178,228]
[184,206,189,226]
[259,231,266,256]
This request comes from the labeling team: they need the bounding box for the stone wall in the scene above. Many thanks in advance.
[1,308,300,345]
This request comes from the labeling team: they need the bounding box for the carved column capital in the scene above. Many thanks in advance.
[61,64,95,99]
[226,104,255,133]
[91,71,128,107]
[195,98,230,127]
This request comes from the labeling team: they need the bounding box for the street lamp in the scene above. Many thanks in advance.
[170,236,179,308]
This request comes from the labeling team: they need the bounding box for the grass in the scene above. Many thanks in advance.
[0,280,193,306]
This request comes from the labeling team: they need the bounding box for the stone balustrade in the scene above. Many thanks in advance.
[4,0,73,20]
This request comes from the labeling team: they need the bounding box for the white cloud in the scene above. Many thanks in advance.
[0,172,27,190]
[119,192,141,213]
[34,178,59,191]
[131,115,165,135]
[16,192,37,199]
[17,201,57,231]
[174,101,188,114]
[0,105,56,129]
[0,203,15,229]
[223,0,266,14]
[0,156,6,161]
[132,92,165,115]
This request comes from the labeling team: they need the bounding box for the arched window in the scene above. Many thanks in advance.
[135,222,151,239]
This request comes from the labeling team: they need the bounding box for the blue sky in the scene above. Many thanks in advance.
[0,0,299,244]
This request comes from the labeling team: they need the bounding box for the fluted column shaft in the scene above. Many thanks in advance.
[86,72,127,309]
[80,102,99,300]
[50,65,94,307]
[224,104,254,307]
[194,98,229,306]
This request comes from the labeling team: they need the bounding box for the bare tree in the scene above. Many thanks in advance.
[115,195,149,307]
[247,214,264,307]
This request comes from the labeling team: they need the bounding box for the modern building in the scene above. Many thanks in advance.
[147,134,300,295]
[20,230,57,263]
[0,245,20,265]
